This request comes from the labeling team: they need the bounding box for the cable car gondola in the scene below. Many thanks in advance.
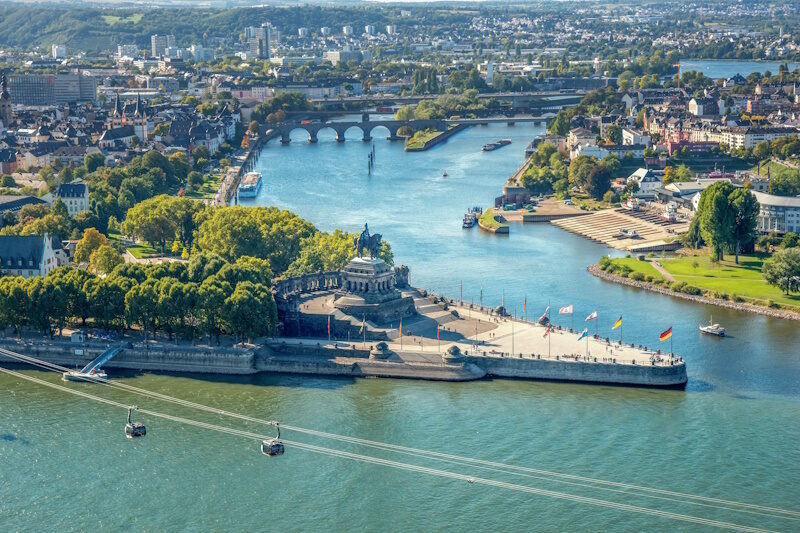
[261,423,284,456]
[125,406,146,438]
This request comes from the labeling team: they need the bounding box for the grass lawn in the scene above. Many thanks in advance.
[103,14,143,25]
[607,257,666,280]
[479,208,500,229]
[184,173,222,199]
[571,192,616,211]
[126,243,160,259]
[751,159,799,180]
[606,253,800,310]
[405,130,441,151]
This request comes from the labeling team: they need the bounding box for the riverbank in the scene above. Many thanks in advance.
[588,264,800,322]
[478,207,510,234]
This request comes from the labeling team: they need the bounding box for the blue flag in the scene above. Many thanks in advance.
[577,328,588,341]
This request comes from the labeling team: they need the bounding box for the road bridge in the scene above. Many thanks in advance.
[263,115,553,144]
[269,118,448,144]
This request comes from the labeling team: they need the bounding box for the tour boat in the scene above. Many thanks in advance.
[699,317,725,337]
[237,171,263,198]
[482,139,512,152]
[462,214,476,229]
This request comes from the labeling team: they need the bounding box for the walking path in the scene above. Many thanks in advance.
[651,261,675,282]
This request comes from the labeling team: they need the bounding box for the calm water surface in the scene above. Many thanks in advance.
[2,122,799,531]
[680,59,800,79]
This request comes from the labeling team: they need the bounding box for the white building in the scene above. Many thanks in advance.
[627,168,664,197]
[298,28,309,38]
[386,25,397,35]
[55,182,89,215]
[343,26,354,36]
[0,234,62,277]
[365,25,376,36]
[52,45,66,59]
[622,127,651,146]
[752,191,800,234]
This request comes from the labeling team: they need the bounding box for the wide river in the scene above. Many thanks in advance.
[2,122,799,531]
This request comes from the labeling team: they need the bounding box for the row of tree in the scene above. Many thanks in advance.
[0,255,277,343]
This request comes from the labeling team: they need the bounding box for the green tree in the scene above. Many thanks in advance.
[84,277,127,330]
[585,164,613,200]
[781,232,799,249]
[84,152,106,173]
[122,195,179,253]
[728,188,760,264]
[74,227,109,264]
[698,181,736,261]
[89,244,124,275]
[762,248,800,295]
[224,281,276,342]
[568,155,596,188]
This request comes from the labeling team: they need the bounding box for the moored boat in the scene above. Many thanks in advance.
[237,171,263,198]
[699,317,725,337]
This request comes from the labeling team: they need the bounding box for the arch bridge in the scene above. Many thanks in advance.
[270,119,447,144]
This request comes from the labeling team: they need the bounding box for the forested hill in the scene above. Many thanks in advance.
[0,4,407,52]
[0,2,392,51]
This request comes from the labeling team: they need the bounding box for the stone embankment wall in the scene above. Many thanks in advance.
[257,343,485,381]
[466,354,687,387]
[588,264,800,322]
[0,340,256,374]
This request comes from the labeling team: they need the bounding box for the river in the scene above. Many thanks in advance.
[2,122,799,531]
[680,59,800,79]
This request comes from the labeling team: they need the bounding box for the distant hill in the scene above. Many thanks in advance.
[0,4,399,52]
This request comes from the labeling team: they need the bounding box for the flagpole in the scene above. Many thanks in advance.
[511,319,514,356]
[460,280,463,305]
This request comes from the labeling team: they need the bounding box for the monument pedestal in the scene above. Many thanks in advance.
[334,257,415,324]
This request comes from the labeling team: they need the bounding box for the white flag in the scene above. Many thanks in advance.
[585,310,598,322]
[559,305,573,315]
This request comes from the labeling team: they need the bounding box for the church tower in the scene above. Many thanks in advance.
[0,73,13,128]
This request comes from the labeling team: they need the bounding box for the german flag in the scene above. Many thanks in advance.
[659,327,673,342]
[612,316,622,330]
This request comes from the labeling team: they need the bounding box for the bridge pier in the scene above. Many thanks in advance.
[280,134,291,144]
[336,131,346,143]
[308,132,318,143]
[362,132,372,142]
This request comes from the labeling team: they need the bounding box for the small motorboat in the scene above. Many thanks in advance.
[617,228,640,239]
[125,406,146,438]
[699,317,725,337]
[442,170,448,177]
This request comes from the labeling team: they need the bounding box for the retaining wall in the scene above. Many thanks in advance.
[467,354,687,387]
[0,340,256,374]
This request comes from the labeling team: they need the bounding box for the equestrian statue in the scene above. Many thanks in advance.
[353,223,382,259]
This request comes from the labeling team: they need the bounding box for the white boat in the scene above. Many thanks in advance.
[699,317,725,337]
[62,369,108,382]
[617,228,640,239]
[237,171,263,198]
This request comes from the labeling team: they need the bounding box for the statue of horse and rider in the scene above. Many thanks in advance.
[353,223,382,259]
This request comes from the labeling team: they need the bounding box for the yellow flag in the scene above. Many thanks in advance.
[612,316,622,330]
[360,315,365,333]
